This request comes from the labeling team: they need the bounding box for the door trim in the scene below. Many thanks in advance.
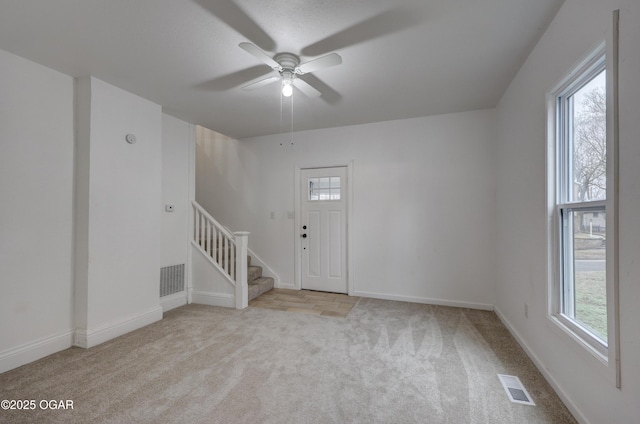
[294,161,354,295]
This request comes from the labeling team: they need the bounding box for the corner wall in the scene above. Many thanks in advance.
[74,77,163,348]
[161,113,195,311]
[494,1,640,422]
[0,49,75,372]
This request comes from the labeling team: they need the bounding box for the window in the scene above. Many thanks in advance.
[308,177,341,201]
[551,50,608,356]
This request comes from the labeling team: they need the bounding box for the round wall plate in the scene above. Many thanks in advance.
[125,134,137,144]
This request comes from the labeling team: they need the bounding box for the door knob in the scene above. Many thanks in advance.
[301,234,307,238]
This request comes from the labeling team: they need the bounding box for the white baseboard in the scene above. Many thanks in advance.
[493,307,589,424]
[353,290,494,311]
[191,291,235,308]
[0,331,73,374]
[74,306,163,349]
[275,282,296,290]
[160,292,187,312]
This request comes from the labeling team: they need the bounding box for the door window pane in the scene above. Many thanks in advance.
[309,177,341,201]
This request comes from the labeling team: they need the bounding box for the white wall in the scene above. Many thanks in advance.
[161,113,193,268]
[75,77,163,347]
[160,113,194,311]
[494,0,640,423]
[0,49,75,371]
[196,109,497,309]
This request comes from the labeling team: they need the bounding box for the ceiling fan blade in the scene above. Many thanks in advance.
[301,7,425,57]
[242,76,280,91]
[195,65,273,91]
[239,42,281,70]
[297,74,342,104]
[193,0,276,52]
[293,78,321,97]
[296,53,342,74]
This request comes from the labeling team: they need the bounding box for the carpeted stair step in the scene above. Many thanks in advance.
[248,277,275,301]
[248,265,262,283]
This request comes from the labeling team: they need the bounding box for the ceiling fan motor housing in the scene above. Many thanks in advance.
[274,52,300,72]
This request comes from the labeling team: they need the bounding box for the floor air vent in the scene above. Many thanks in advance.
[160,264,185,297]
[498,374,535,406]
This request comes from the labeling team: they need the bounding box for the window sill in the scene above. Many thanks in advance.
[547,313,608,366]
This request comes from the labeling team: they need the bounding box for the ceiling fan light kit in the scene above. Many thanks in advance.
[281,74,293,97]
[239,42,341,98]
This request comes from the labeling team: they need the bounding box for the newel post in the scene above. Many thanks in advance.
[233,231,250,309]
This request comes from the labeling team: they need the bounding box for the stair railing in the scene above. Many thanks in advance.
[191,201,248,309]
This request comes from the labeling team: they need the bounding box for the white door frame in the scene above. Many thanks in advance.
[294,161,354,295]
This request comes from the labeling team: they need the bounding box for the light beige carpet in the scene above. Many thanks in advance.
[0,299,577,423]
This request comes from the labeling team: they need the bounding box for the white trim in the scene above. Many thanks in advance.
[494,307,590,424]
[294,166,302,290]
[608,8,621,389]
[557,200,606,210]
[73,306,163,349]
[353,290,494,311]
[347,161,355,296]
[547,41,614,366]
[191,291,235,308]
[0,331,73,374]
[549,42,606,97]
[160,291,187,312]
[186,122,196,305]
[547,314,608,365]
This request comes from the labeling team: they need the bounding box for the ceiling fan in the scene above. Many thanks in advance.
[239,42,342,98]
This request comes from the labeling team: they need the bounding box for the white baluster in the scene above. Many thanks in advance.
[217,231,222,265]
[207,221,212,256]
[211,226,218,262]
[230,242,236,280]
[194,208,200,244]
[223,236,229,274]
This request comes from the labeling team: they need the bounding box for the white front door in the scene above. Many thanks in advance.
[300,167,348,293]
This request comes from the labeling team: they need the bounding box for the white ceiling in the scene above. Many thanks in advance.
[0,0,563,139]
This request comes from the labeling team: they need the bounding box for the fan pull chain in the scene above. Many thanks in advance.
[280,88,283,138]
[290,90,294,145]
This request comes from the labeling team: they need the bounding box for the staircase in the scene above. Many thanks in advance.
[199,247,273,302]
[191,201,274,308]
[247,256,274,301]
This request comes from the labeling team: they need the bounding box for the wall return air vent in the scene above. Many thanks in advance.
[160,264,185,297]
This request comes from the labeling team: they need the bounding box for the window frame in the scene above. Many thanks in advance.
[548,46,610,360]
